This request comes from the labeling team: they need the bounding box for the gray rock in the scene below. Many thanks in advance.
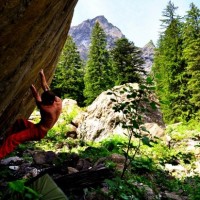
[0,156,23,165]
[33,151,57,165]
[162,191,187,200]
[143,122,164,138]
[94,153,128,171]
[77,83,164,141]
[76,158,92,171]
[67,166,79,174]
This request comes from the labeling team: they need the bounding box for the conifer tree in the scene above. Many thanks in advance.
[153,1,185,123]
[84,22,113,105]
[110,38,145,85]
[51,36,85,106]
[183,3,200,120]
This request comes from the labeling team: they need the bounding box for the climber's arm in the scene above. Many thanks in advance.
[30,84,42,104]
[40,69,50,91]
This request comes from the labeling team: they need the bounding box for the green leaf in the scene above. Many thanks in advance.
[120,193,129,200]
[141,125,149,132]
[8,180,25,193]
[150,102,157,110]
[140,85,146,90]
[146,76,153,84]
[142,136,152,147]
[132,120,139,129]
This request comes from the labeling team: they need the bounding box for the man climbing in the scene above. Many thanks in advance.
[0,69,62,159]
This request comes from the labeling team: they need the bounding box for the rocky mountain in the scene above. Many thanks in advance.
[69,15,155,72]
[141,40,155,73]
[69,15,125,60]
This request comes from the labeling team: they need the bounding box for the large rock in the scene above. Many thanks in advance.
[0,0,78,135]
[77,83,165,141]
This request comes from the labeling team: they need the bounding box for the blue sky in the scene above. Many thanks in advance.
[71,0,200,47]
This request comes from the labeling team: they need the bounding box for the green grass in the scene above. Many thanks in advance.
[166,120,200,141]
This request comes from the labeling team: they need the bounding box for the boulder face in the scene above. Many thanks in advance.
[0,0,78,135]
[76,83,165,142]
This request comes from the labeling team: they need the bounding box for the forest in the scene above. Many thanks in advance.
[52,1,200,125]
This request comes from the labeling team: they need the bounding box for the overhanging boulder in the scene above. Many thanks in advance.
[0,0,78,135]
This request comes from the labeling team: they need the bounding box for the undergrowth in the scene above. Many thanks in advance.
[7,116,199,199]
[1,84,200,199]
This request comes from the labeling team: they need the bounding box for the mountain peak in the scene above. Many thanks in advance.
[142,40,155,73]
[69,16,125,60]
[143,40,155,49]
[93,15,107,22]
[69,16,154,73]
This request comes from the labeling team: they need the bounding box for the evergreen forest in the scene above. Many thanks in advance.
[51,22,145,106]
[52,1,200,126]
[153,2,200,124]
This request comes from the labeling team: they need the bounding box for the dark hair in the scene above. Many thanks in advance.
[41,90,56,105]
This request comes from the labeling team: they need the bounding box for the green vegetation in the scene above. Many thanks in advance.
[51,36,85,106]
[107,77,156,179]
[153,1,200,123]
[51,1,200,124]
[183,3,200,121]
[2,117,200,199]
[111,38,146,85]
[52,22,146,106]
[1,1,200,199]
[2,77,200,199]
[7,179,39,200]
[83,22,114,105]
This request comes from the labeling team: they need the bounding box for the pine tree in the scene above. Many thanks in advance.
[160,0,179,29]
[84,22,114,105]
[183,3,200,120]
[153,1,186,123]
[51,36,85,106]
[110,38,145,85]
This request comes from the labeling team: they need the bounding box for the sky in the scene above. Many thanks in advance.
[71,0,200,47]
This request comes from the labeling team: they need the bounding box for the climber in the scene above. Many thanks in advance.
[0,69,62,159]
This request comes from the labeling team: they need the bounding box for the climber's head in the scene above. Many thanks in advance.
[41,90,55,105]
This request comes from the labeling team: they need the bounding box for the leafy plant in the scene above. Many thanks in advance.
[105,177,144,200]
[107,77,156,178]
[131,157,155,173]
[4,179,39,200]
[101,135,127,153]
[184,176,200,200]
